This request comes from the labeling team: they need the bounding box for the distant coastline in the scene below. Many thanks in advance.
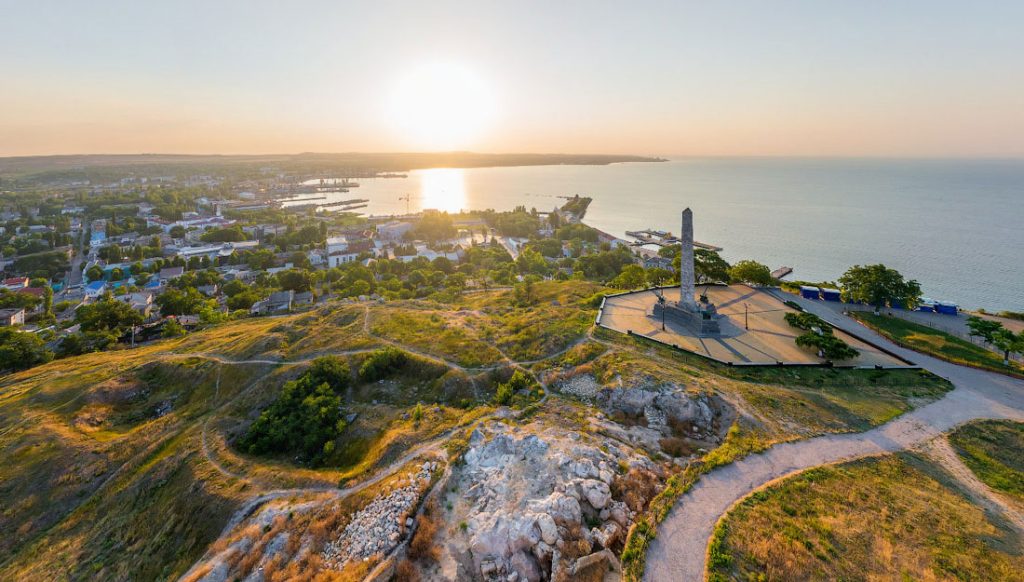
[0,152,664,182]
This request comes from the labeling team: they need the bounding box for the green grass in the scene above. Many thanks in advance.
[950,420,1024,502]
[369,308,503,367]
[852,312,1023,376]
[708,454,1023,582]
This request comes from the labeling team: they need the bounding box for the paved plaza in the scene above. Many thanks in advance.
[600,285,906,366]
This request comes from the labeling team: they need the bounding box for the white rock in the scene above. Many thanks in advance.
[581,479,611,509]
[537,513,558,545]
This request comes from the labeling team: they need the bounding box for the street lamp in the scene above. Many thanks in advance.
[744,303,749,330]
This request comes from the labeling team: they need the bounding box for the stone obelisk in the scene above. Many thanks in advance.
[678,208,697,310]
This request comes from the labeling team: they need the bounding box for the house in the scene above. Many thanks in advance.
[376,221,414,241]
[2,277,29,290]
[90,220,107,248]
[307,249,325,266]
[0,308,25,326]
[642,256,675,272]
[159,266,185,283]
[251,290,293,315]
[121,291,154,316]
[293,291,314,306]
[197,284,219,297]
[85,281,107,298]
[267,290,293,312]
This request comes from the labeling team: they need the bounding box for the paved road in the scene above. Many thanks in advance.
[644,293,1024,582]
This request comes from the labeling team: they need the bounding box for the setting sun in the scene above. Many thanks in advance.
[389,63,496,150]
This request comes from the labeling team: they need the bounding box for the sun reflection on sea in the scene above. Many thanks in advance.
[418,168,467,213]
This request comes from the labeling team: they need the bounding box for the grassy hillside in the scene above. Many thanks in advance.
[950,420,1024,503]
[0,282,959,580]
[708,454,1024,582]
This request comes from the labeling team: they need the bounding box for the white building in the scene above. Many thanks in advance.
[376,221,413,241]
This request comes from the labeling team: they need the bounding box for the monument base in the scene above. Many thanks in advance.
[652,301,722,336]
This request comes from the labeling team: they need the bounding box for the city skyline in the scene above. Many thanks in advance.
[3,1,1023,158]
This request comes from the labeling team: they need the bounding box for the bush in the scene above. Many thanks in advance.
[795,332,859,361]
[306,355,350,391]
[358,347,409,382]
[238,365,349,464]
[784,311,829,332]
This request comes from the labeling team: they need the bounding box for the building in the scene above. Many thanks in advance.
[90,219,107,248]
[293,291,314,306]
[326,236,374,268]
[84,281,107,298]
[251,290,294,315]
[175,241,259,261]
[376,221,414,241]
[159,266,185,283]
[2,277,29,290]
[0,308,25,326]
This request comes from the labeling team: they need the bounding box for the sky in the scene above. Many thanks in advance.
[2,0,1023,158]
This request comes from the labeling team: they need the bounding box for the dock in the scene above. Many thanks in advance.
[771,266,793,279]
[624,229,723,252]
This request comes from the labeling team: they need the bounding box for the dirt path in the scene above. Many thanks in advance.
[919,436,1024,534]
[644,295,1024,582]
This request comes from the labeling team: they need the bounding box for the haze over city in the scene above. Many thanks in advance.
[3,0,1023,157]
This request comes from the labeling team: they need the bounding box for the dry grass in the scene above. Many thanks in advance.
[708,454,1024,581]
[407,499,442,563]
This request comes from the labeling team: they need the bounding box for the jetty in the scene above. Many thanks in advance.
[771,266,793,279]
[624,228,723,252]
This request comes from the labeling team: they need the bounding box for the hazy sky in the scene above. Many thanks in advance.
[2,1,1023,157]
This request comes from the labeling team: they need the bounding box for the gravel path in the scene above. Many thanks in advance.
[644,294,1024,582]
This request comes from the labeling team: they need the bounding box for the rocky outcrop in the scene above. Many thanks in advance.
[437,422,659,581]
[322,461,436,568]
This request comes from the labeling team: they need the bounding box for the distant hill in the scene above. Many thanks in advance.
[0,152,665,183]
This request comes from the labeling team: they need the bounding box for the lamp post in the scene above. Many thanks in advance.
[744,302,749,330]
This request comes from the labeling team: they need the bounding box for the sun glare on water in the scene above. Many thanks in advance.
[418,168,467,213]
[390,63,496,150]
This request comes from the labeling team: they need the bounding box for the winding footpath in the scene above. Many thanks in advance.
[644,296,1024,582]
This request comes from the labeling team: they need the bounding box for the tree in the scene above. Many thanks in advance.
[991,329,1024,366]
[728,260,774,286]
[306,356,351,391]
[277,269,313,293]
[966,316,1004,344]
[227,289,260,311]
[838,264,922,311]
[156,287,208,316]
[75,294,143,333]
[516,247,550,276]
[200,226,247,243]
[610,264,647,289]
[694,249,731,284]
[169,225,186,238]
[0,328,52,371]
[162,319,187,338]
[645,267,674,287]
[795,332,860,361]
[222,279,248,297]
[86,264,104,282]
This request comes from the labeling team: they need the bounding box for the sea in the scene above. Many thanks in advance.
[308,158,1024,312]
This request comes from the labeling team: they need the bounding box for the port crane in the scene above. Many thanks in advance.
[398,193,411,215]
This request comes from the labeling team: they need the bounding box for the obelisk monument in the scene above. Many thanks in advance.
[678,207,696,310]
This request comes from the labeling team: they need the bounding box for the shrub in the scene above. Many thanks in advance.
[795,332,859,361]
[238,365,349,464]
[358,347,409,382]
